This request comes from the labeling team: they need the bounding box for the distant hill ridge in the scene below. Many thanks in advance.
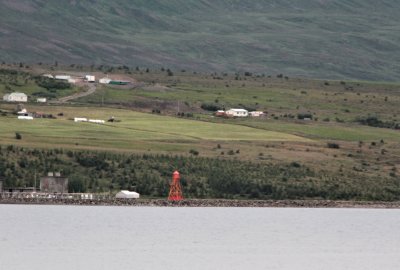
[1,0,400,80]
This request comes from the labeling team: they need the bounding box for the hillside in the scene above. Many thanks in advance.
[1,0,400,80]
[1,65,400,200]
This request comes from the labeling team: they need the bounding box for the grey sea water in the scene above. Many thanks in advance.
[0,205,399,270]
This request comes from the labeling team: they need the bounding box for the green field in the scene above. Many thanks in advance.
[78,70,400,143]
[0,105,307,152]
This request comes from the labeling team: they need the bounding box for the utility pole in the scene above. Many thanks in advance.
[34,169,37,192]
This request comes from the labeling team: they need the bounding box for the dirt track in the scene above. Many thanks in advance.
[54,83,97,103]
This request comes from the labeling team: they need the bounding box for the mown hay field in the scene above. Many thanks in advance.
[0,105,307,152]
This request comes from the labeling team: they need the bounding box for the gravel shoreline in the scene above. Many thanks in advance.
[1,198,400,208]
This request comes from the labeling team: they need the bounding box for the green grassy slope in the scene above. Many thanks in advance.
[0,105,306,151]
[1,0,400,80]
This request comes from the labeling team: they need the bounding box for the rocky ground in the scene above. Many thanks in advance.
[1,198,400,208]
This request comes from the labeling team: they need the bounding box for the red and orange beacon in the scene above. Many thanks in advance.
[168,170,183,201]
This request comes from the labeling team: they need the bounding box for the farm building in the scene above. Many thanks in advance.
[18,116,33,120]
[85,75,95,82]
[37,98,47,103]
[99,77,111,84]
[249,111,265,117]
[115,190,140,199]
[40,172,68,193]
[225,109,248,117]
[55,75,71,81]
[109,80,129,85]
[215,110,226,117]
[42,74,54,79]
[3,92,28,102]
[88,119,105,124]
[74,117,88,122]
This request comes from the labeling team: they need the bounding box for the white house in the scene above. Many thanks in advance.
[225,109,249,117]
[115,190,140,199]
[249,111,265,117]
[3,92,28,102]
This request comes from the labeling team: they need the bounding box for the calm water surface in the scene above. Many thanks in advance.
[0,205,399,270]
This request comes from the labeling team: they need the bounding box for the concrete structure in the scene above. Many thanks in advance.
[37,98,47,103]
[115,190,140,199]
[40,173,68,193]
[249,111,265,117]
[3,92,28,102]
[225,109,249,117]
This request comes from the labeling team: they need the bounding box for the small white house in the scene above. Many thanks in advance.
[249,111,265,117]
[74,117,88,122]
[37,98,47,103]
[115,190,140,199]
[225,109,249,117]
[3,92,28,102]
[99,77,111,84]
[85,75,95,83]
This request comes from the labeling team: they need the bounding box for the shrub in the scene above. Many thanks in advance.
[68,175,87,193]
[189,149,199,156]
[297,113,313,120]
[36,78,71,90]
[290,162,301,168]
[327,142,340,149]
[15,133,22,140]
[201,103,221,112]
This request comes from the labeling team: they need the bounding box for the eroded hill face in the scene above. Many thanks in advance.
[1,0,400,81]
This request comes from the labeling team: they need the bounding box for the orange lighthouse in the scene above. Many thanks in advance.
[168,171,183,201]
